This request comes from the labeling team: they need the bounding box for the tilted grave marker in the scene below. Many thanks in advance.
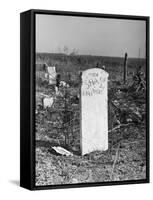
[80,68,109,155]
[44,63,57,85]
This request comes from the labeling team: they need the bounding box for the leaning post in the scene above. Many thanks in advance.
[123,53,128,84]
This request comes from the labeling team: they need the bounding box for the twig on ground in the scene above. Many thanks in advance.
[108,122,145,133]
[110,143,120,180]
[108,123,134,133]
[121,139,145,146]
[111,139,145,149]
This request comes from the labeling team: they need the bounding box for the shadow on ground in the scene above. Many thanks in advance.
[9,180,20,186]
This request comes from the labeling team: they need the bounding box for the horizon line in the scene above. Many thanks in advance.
[36,52,146,59]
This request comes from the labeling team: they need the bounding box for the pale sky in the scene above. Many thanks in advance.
[36,14,146,58]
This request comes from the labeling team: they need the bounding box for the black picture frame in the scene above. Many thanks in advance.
[20,9,150,190]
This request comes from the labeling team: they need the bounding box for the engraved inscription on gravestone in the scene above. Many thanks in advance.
[81,68,109,155]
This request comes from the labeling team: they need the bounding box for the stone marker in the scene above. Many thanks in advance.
[81,68,109,155]
[46,65,56,85]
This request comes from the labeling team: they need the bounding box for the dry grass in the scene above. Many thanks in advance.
[35,53,146,186]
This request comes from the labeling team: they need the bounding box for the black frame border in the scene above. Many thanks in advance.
[20,9,150,190]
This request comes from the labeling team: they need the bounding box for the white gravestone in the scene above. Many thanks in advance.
[46,65,56,85]
[81,68,109,155]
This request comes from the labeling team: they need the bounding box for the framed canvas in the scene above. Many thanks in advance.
[20,9,150,190]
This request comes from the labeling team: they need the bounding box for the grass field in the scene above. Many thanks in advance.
[35,53,146,186]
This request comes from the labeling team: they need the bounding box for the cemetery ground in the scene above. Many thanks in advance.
[35,53,146,186]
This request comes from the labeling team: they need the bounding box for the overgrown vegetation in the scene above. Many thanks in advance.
[35,53,146,186]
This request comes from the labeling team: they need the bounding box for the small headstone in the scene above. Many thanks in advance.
[47,65,56,85]
[43,96,54,108]
[81,68,109,155]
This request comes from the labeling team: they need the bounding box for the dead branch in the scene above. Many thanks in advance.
[108,123,134,133]
[111,139,145,149]
[110,143,120,180]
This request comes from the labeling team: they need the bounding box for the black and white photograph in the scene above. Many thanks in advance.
[34,11,149,187]
[1,0,153,197]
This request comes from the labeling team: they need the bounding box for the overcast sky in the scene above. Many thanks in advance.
[36,14,146,58]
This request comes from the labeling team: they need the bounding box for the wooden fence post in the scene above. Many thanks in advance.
[123,53,128,84]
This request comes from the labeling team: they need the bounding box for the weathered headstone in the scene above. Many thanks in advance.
[81,68,109,155]
[46,65,56,85]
